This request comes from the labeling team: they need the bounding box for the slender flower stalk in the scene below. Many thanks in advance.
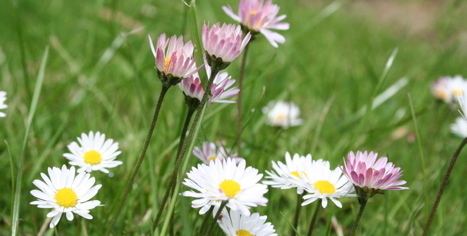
[204,201,228,235]
[422,138,467,236]
[307,200,322,236]
[350,189,368,236]
[235,42,251,149]
[291,193,304,236]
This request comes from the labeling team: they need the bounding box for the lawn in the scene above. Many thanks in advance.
[1,0,466,235]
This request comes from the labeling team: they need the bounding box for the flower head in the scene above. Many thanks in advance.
[202,23,251,65]
[223,0,289,47]
[450,117,467,138]
[343,151,408,192]
[262,100,302,128]
[299,160,354,208]
[30,165,101,228]
[193,141,244,164]
[64,131,122,173]
[0,90,7,117]
[180,66,240,104]
[218,209,277,236]
[183,159,268,216]
[148,34,197,83]
[264,152,313,194]
[431,76,467,103]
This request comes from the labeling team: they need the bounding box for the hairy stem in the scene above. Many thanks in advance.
[422,138,467,236]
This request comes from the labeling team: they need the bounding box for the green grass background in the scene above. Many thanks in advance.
[1,0,466,235]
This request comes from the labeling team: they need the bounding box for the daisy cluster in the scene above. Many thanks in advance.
[30,131,122,228]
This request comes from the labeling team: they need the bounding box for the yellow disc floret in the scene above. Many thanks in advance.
[55,188,78,208]
[219,179,241,198]
[314,180,336,194]
[83,150,102,165]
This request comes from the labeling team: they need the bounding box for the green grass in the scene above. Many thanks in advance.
[1,0,466,235]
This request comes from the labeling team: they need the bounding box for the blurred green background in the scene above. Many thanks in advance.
[0,0,466,235]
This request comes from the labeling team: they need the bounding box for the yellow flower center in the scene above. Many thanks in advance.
[274,112,288,123]
[207,155,217,161]
[434,89,449,101]
[452,88,464,97]
[219,179,241,198]
[163,57,172,72]
[83,150,102,165]
[55,188,78,208]
[314,180,336,194]
[290,171,301,177]
[236,229,253,236]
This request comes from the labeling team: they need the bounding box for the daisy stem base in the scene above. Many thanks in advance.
[422,137,467,236]
[307,200,321,236]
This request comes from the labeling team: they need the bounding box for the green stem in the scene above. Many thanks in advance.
[291,193,304,236]
[107,83,170,232]
[152,103,196,230]
[422,138,467,236]
[235,43,250,151]
[350,198,368,236]
[205,201,228,235]
[307,200,321,236]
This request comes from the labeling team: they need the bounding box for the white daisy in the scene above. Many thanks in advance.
[0,90,7,117]
[450,117,467,138]
[218,209,277,236]
[431,75,467,103]
[299,160,354,208]
[64,131,122,173]
[262,100,302,128]
[264,152,313,194]
[30,165,101,228]
[182,159,268,216]
[193,141,244,164]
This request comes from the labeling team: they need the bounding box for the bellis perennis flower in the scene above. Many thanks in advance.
[223,0,290,48]
[0,90,7,118]
[343,151,408,192]
[218,209,277,236]
[202,23,251,65]
[64,131,122,174]
[182,159,268,216]
[192,141,244,164]
[148,34,197,83]
[30,165,101,228]
[264,152,313,194]
[262,100,302,128]
[431,75,467,104]
[299,160,354,208]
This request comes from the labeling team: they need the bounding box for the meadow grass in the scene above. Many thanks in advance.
[1,0,466,235]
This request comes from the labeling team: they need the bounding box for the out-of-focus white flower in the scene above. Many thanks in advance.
[30,165,101,228]
[193,141,244,164]
[0,90,7,118]
[431,75,467,104]
[451,117,467,138]
[262,100,302,128]
[64,131,122,173]
[218,209,277,236]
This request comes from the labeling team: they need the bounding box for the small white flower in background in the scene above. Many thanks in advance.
[64,131,122,173]
[262,100,302,128]
[264,152,313,194]
[218,209,277,236]
[223,0,290,48]
[431,75,467,104]
[182,159,268,216]
[30,165,101,228]
[450,117,467,138]
[0,90,7,117]
[193,141,244,164]
[299,160,354,208]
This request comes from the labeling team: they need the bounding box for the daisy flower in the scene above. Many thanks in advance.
[431,75,467,104]
[450,117,467,138]
[262,100,302,128]
[343,151,408,191]
[299,159,354,208]
[0,90,7,117]
[264,152,313,194]
[148,34,197,82]
[30,165,101,228]
[192,141,244,164]
[64,131,122,173]
[202,23,251,65]
[182,159,268,216]
[223,0,290,48]
[218,209,277,236]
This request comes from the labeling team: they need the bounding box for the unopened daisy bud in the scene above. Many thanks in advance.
[30,165,101,228]
[223,0,290,48]
[148,34,197,85]
[0,90,7,118]
[202,23,251,68]
[192,141,244,164]
[183,159,268,216]
[218,209,277,236]
[262,100,302,128]
[64,131,122,174]
[343,151,408,201]
[431,75,467,104]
